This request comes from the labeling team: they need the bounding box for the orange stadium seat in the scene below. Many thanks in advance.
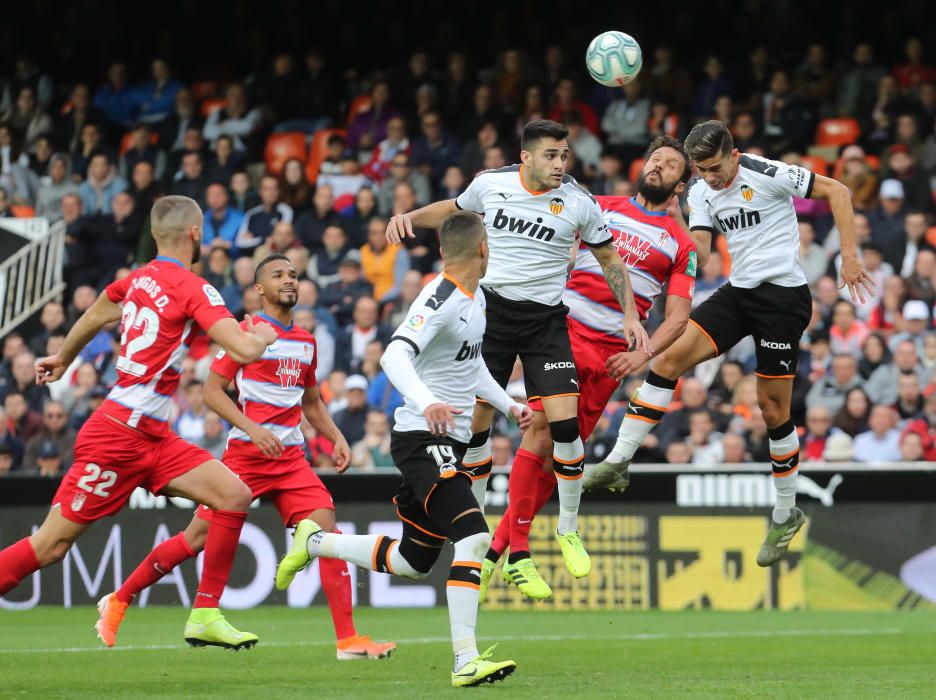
[264,132,307,176]
[832,154,881,180]
[816,118,861,147]
[798,155,828,177]
[628,158,645,183]
[200,98,227,117]
[306,128,347,183]
[346,95,373,126]
[11,205,35,218]
[191,81,219,101]
[118,130,159,157]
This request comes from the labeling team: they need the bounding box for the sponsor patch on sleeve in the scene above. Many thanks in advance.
[686,251,697,278]
[203,284,226,307]
[405,313,426,334]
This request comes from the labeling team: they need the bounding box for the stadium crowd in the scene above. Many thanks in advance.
[2,3,936,477]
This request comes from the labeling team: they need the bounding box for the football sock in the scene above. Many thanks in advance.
[607,371,677,462]
[193,510,246,609]
[463,440,492,515]
[317,535,357,641]
[448,533,488,671]
[116,532,195,604]
[768,420,800,524]
[0,537,40,596]
[507,448,544,556]
[489,513,510,561]
[553,437,585,535]
[308,532,422,579]
[533,464,558,514]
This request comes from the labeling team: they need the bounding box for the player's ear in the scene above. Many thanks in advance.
[674,181,687,195]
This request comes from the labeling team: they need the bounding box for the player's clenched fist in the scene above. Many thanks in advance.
[423,403,462,435]
[247,425,284,458]
[508,404,534,434]
[386,213,414,245]
[35,354,67,385]
[332,435,352,473]
[245,315,278,346]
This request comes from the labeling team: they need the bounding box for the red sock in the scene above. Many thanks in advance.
[116,532,195,604]
[532,468,557,516]
[0,537,40,596]
[490,505,511,559]
[508,448,546,556]
[318,533,356,642]
[194,510,246,609]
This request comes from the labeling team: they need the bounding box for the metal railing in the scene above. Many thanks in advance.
[0,218,65,338]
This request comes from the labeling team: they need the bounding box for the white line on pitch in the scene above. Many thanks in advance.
[0,627,905,655]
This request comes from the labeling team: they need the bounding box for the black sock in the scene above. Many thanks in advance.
[485,547,500,563]
[507,550,530,564]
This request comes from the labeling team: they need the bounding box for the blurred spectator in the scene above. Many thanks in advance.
[688,410,723,465]
[838,147,878,212]
[351,410,394,469]
[895,372,925,421]
[377,154,431,216]
[55,83,103,154]
[198,411,228,460]
[321,251,374,327]
[869,180,908,265]
[93,62,136,129]
[457,84,505,144]
[361,214,411,302]
[823,431,854,462]
[278,158,311,214]
[22,400,75,472]
[78,151,127,216]
[0,333,26,383]
[492,435,515,468]
[0,440,16,474]
[664,441,693,464]
[136,58,181,125]
[203,83,264,156]
[0,352,50,413]
[440,165,467,199]
[333,374,370,444]
[890,300,930,353]
[868,275,907,335]
[347,82,398,151]
[293,49,340,131]
[30,439,64,477]
[253,220,303,263]
[798,219,827,286]
[806,353,863,414]
[202,182,244,253]
[252,51,301,126]
[158,87,202,153]
[207,135,246,184]
[656,378,708,452]
[119,123,167,182]
[899,429,925,461]
[882,145,932,214]
[306,223,348,289]
[296,184,339,251]
[898,211,933,278]
[221,257,257,315]
[458,121,500,179]
[601,81,650,165]
[87,191,141,285]
[857,332,891,380]
[802,405,835,461]
[865,339,928,405]
[319,134,346,176]
[336,296,391,374]
[28,302,67,356]
[293,305,335,383]
[762,69,813,155]
[902,390,936,460]
[832,386,872,436]
[592,152,624,195]
[837,43,886,118]
[383,270,425,328]
[317,152,372,214]
[903,250,935,304]
[34,154,78,223]
[548,78,599,135]
[202,246,231,292]
[566,110,602,179]
[128,160,159,216]
[853,405,902,461]
[4,391,43,442]
[829,299,870,357]
[893,37,936,91]
[2,85,52,153]
[175,381,206,443]
[169,150,208,206]
[410,111,460,190]
[363,117,410,183]
[236,175,293,257]
[720,433,748,463]
[70,122,108,180]
[691,56,733,120]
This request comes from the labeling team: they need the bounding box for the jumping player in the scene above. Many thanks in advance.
[94,254,395,660]
[588,120,876,566]
[0,196,278,649]
[277,212,532,687]
[386,119,650,596]
[480,136,696,600]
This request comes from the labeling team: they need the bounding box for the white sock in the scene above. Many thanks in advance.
[607,378,675,462]
[768,424,799,524]
[463,440,492,515]
[306,531,422,578]
[553,437,585,535]
[448,532,489,671]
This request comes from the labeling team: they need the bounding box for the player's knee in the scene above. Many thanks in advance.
[468,429,491,449]
[185,528,207,553]
[453,530,491,562]
[652,351,682,379]
[758,397,788,428]
[548,416,580,444]
[396,539,440,579]
[32,537,72,567]
[216,478,252,511]
[523,417,553,455]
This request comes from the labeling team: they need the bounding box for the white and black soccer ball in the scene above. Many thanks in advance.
[585,31,643,87]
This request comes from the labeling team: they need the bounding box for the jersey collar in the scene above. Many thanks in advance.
[155,255,185,268]
[518,165,551,196]
[443,272,474,299]
[257,312,293,332]
[629,196,667,217]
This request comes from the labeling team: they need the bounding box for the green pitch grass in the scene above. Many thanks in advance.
[1,608,934,698]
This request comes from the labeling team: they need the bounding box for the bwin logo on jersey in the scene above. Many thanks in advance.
[276,357,303,388]
[760,339,791,350]
[492,209,556,242]
[716,208,761,231]
[455,340,482,361]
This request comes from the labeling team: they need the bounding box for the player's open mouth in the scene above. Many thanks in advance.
[281,287,296,294]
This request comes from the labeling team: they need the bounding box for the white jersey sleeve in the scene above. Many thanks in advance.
[389,289,455,355]
[687,180,714,231]
[742,154,815,199]
[455,173,487,214]
[578,192,612,246]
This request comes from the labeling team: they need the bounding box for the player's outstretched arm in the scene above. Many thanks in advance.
[206,316,277,364]
[380,339,464,435]
[385,199,459,244]
[36,291,122,385]
[204,369,284,458]
[606,295,691,380]
[668,196,711,268]
[591,243,653,355]
[811,174,875,304]
[301,385,351,472]
[476,364,532,434]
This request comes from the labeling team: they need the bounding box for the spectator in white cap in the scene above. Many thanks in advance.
[869,178,907,256]
[888,299,931,353]
[823,431,854,462]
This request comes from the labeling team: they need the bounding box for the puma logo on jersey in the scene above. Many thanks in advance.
[492,208,556,241]
[497,192,512,200]
[455,340,483,361]
[716,208,762,231]
[760,339,792,350]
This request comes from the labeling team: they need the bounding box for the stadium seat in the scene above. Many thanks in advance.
[200,98,227,117]
[798,156,828,177]
[831,154,881,180]
[118,130,159,157]
[628,158,646,183]
[816,118,861,147]
[10,205,35,218]
[346,95,373,126]
[264,132,307,176]
[306,128,347,183]
[191,80,219,101]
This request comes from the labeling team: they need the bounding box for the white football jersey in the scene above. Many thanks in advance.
[687,153,814,289]
[456,164,611,305]
[389,273,487,443]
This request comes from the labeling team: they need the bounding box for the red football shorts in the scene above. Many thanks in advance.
[527,319,625,440]
[197,448,334,527]
[53,412,215,524]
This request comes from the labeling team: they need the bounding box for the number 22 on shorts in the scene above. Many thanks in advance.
[76,463,117,497]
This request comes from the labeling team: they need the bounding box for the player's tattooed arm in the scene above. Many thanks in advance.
[592,243,652,354]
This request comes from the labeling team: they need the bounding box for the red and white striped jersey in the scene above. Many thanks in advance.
[101,256,232,437]
[564,196,697,348]
[211,313,317,461]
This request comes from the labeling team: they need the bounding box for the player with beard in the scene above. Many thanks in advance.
[1,196,279,648]
[94,254,396,660]
[479,137,697,600]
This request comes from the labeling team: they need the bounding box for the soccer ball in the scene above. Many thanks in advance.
[585,31,643,87]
